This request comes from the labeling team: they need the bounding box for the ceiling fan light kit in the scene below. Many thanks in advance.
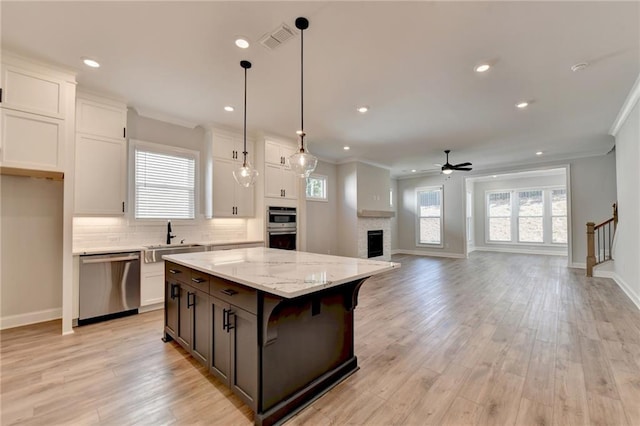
[233,60,259,187]
[440,149,473,174]
[288,16,318,178]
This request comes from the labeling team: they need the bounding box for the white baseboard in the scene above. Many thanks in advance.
[139,302,163,313]
[570,262,586,269]
[393,249,466,259]
[593,270,640,311]
[0,307,62,330]
[474,246,567,257]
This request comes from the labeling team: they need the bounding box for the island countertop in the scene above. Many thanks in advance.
[163,247,400,298]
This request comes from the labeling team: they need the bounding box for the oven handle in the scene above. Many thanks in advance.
[268,231,297,236]
[268,211,297,215]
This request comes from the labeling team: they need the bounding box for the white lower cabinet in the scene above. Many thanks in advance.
[74,134,126,215]
[141,261,165,307]
[0,108,65,171]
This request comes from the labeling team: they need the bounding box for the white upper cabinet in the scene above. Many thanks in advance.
[0,54,75,173]
[264,139,298,200]
[204,129,255,218]
[74,93,127,215]
[76,97,127,140]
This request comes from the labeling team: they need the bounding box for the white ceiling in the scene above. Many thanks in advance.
[2,1,638,177]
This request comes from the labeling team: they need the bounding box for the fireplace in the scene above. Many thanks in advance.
[367,230,383,258]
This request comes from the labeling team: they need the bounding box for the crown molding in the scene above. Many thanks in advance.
[610,73,640,136]
[132,106,199,129]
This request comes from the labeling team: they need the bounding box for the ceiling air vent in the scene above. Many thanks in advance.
[259,23,297,50]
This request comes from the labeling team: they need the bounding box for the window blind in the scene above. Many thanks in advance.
[134,149,196,219]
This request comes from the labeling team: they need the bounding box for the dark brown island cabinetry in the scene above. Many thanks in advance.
[162,259,372,426]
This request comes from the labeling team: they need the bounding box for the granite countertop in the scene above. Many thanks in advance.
[164,247,400,299]
[73,240,264,256]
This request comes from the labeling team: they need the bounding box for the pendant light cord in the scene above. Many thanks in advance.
[243,65,248,166]
[300,26,305,151]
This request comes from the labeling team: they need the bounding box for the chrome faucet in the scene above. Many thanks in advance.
[166,220,176,245]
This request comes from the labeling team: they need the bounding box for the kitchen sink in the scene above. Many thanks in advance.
[143,243,206,263]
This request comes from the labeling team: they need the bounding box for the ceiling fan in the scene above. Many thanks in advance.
[435,150,473,175]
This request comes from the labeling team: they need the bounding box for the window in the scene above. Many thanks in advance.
[417,186,443,246]
[551,189,567,243]
[133,141,197,219]
[306,175,327,201]
[485,187,567,245]
[518,190,543,243]
[487,192,511,241]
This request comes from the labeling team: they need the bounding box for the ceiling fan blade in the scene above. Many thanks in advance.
[433,163,443,167]
[452,167,472,171]
[453,162,472,167]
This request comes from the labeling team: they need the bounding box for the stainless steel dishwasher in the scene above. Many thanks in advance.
[79,252,141,325]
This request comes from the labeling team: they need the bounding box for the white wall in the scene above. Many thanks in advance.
[391,178,399,250]
[613,99,640,307]
[337,162,358,257]
[396,173,466,257]
[305,160,338,255]
[356,162,392,212]
[473,173,567,255]
[1,176,63,328]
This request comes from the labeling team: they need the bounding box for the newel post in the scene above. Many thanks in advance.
[586,222,596,277]
[613,203,618,231]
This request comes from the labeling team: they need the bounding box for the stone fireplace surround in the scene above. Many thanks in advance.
[357,217,391,261]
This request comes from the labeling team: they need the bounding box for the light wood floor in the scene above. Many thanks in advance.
[2,252,640,425]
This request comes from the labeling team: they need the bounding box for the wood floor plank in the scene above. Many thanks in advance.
[1,252,639,426]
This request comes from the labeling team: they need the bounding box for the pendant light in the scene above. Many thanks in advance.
[288,17,318,178]
[233,60,259,187]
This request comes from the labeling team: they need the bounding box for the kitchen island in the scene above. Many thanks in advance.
[162,247,399,426]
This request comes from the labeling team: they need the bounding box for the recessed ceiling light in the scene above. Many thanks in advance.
[492,175,497,178]
[357,106,369,113]
[343,146,350,150]
[296,130,303,135]
[411,169,417,173]
[224,106,234,112]
[475,64,491,73]
[571,62,589,72]
[516,102,529,109]
[82,58,100,68]
[536,151,543,156]
[235,38,250,49]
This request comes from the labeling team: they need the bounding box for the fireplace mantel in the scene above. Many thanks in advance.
[357,209,395,218]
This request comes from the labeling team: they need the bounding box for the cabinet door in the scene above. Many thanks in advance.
[213,133,238,160]
[264,163,283,198]
[235,185,254,217]
[177,285,192,350]
[191,289,210,366]
[265,140,283,165]
[230,306,258,409]
[75,134,126,215]
[76,98,126,140]
[165,279,179,339]
[281,169,299,200]
[141,261,165,306]
[212,158,237,217]
[210,297,231,382]
[1,64,66,119]
[280,144,297,170]
[1,109,64,171]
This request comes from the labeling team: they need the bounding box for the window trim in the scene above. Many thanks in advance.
[415,185,444,248]
[305,174,328,202]
[484,185,567,247]
[129,139,200,223]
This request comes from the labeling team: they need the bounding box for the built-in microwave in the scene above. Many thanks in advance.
[267,206,297,250]
[267,206,297,228]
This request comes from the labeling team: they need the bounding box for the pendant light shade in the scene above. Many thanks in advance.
[288,17,318,178]
[233,60,259,187]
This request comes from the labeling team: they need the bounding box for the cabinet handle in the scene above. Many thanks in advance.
[227,310,235,332]
[168,269,181,274]
[221,288,238,296]
[170,283,179,299]
[122,201,125,213]
[222,308,230,331]
[123,127,126,138]
[187,292,195,308]
[283,189,286,197]
[191,277,206,284]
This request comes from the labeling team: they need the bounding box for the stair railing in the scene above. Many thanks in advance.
[586,203,618,277]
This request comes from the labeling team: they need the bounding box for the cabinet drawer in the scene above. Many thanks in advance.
[211,277,257,314]
[165,262,191,284]
[189,270,210,294]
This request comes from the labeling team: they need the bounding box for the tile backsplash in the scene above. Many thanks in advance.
[73,216,248,249]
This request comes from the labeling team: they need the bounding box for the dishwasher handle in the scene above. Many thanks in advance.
[81,254,140,264]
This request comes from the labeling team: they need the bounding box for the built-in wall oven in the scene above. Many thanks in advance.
[267,206,297,250]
